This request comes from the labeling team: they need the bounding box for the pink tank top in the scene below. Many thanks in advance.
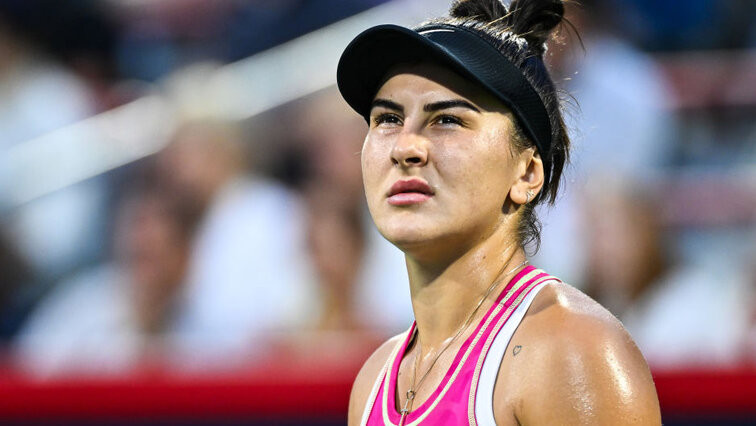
[361,266,561,426]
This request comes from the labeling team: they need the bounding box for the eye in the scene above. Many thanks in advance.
[372,113,402,127]
[433,114,463,127]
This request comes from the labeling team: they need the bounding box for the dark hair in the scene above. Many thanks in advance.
[425,0,572,252]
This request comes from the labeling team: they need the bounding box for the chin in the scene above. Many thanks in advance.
[375,215,455,255]
[376,216,428,245]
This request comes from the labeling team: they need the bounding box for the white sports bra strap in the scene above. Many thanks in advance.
[360,328,410,426]
[474,280,552,425]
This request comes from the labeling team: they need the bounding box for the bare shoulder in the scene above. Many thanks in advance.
[497,282,661,425]
[348,333,405,426]
[524,281,631,339]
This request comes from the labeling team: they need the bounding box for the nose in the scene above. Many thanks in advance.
[390,131,429,168]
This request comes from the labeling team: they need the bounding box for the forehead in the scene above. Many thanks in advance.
[374,62,507,112]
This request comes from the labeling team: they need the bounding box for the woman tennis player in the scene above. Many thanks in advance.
[336,0,661,424]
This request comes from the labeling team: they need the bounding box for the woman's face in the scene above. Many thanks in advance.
[362,63,527,258]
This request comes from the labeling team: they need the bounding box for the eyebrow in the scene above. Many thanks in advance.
[370,98,480,114]
[424,99,480,113]
[370,98,481,115]
[370,99,403,114]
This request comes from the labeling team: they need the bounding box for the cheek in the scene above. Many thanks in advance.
[437,132,513,202]
[478,129,516,196]
[360,137,385,195]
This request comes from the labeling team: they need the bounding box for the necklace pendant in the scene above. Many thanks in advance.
[399,390,415,425]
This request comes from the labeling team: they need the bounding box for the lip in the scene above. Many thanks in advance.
[387,178,434,206]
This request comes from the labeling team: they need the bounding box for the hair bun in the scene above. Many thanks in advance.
[506,0,564,52]
[450,0,565,55]
[450,0,508,22]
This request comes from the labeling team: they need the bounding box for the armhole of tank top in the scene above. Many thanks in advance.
[359,360,388,426]
[473,280,552,425]
[360,329,413,426]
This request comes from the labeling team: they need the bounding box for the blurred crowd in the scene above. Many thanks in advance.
[0,0,755,377]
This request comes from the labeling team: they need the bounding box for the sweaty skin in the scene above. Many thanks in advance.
[348,64,661,425]
[349,283,661,425]
[491,283,660,425]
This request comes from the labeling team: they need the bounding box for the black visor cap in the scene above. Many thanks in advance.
[337,24,552,172]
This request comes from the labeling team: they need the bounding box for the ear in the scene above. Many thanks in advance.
[509,148,545,205]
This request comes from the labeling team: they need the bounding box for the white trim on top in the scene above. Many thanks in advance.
[474,282,550,425]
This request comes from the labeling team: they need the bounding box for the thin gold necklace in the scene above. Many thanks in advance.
[398,258,529,425]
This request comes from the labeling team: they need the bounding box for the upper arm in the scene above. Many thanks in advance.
[521,320,659,424]
[348,335,402,426]
[505,285,661,425]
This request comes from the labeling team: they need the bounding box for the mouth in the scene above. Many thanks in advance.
[387,178,434,206]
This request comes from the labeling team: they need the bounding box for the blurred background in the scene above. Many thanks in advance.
[0,0,754,424]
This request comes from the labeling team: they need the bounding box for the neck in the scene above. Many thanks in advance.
[405,224,527,353]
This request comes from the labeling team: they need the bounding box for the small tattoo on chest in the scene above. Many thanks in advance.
[513,345,522,356]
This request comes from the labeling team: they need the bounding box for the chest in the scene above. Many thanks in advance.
[362,268,556,425]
